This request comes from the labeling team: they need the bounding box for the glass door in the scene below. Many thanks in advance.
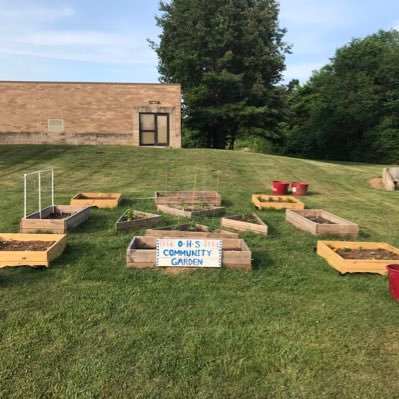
[139,113,169,146]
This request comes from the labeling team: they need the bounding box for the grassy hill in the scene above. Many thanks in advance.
[0,145,398,399]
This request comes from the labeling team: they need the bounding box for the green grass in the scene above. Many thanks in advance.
[1,145,399,399]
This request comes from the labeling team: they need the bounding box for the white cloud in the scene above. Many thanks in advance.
[0,4,154,66]
[7,30,132,47]
[0,4,74,20]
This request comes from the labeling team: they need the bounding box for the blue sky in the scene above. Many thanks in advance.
[0,0,398,84]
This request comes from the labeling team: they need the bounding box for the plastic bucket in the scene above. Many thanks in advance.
[272,181,289,195]
[291,181,309,196]
[387,264,399,301]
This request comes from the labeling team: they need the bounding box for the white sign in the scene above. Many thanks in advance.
[156,239,222,268]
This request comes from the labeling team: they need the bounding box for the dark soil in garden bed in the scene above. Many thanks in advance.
[78,195,114,199]
[47,211,73,219]
[332,247,399,260]
[0,240,55,251]
[306,215,334,224]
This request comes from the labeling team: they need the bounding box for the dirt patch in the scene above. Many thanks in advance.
[78,195,115,199]
[47,211,72,219]
[369,177,384,190]
[0,240,55,251]
[306,215,334,225]
[332,247,399,260]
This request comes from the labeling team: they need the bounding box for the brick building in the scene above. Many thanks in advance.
[0,81,181,147]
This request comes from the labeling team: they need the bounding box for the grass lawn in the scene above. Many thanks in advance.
[1,145,399,399]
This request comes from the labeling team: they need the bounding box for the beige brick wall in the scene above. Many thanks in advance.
[0,81,181,147]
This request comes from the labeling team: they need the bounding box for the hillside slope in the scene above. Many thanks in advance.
[0,145,398,399]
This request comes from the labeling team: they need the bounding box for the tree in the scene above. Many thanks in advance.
[285,30,399,163]
[151,0,290,149]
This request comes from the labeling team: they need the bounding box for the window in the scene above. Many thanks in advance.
[139,113,169,146]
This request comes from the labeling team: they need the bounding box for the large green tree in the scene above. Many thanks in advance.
[151,0,289,149]
[285,30,399,163]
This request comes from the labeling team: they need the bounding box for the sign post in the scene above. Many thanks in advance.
[156,239,222,268]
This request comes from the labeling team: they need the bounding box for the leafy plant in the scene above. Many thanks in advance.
[124,209,142,221]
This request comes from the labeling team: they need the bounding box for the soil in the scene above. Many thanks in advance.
[258,196,294,203]
[332,247,399,260]
[235,214,261,224]
[306,215,334,224]
[369,177,384,190]
[47,211,72,219]
[0,240,55,251]
[78,195,115,199]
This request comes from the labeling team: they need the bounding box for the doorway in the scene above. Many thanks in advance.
[139,113,169,146]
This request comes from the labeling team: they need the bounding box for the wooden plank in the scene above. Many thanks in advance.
[145,229,239,238]
[20,205,90,233]
[126,236,252,270]
[252,195,305,210]
[221,213,268,235]
[317,240,399,275]
[70,192,122,208]
[286,209,359,237]
[157,204,225,218]
[0,233,67,268]
[155,191,222,206]
[116,211,162,232]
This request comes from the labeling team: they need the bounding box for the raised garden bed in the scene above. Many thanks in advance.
[116,209,162,231]
[286,209,359,237]
[155,191,222,206]
[0,233,67,268]
[126,236,251,270]
[145,223,238,238]
[71,192,122,208]
[317,240,399,275]
[221,213,268,235]
[252,195,305,210]
[157,203,225,218]
[20,205,90,233]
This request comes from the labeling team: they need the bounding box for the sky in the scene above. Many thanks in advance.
[0,0,398,84]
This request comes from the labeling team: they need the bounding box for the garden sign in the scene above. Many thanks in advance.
[156,239,222,267]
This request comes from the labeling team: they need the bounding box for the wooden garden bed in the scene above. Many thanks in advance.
[317,240,399,275]
[155,191,222,206]
[145,223,238,238]
[221,213,268,235]
[116,210,162,232]
[71,192,122,208]
[0,233,67,268]
[157,204,225,218]
[126,236,251,270]
[252,195,305,210]
[286,209,359,237]
[20,205,90,233]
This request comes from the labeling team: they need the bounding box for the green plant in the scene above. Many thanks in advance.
[124,209,141,221]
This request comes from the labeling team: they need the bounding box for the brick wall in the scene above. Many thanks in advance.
[0,81,181,147]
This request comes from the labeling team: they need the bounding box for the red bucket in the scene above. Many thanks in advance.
[272,180,289,195]
[387,264,399,301]
[291,181,309,196]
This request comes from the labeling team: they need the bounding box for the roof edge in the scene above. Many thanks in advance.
[0,80,181,86]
